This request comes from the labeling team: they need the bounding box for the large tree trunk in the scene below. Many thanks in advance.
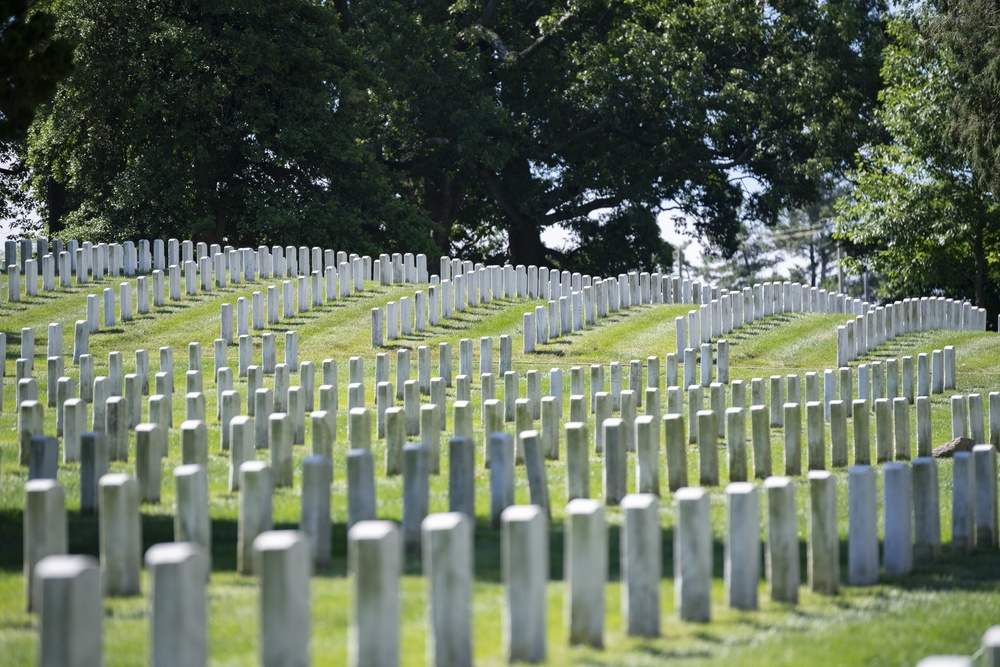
[423,173,464,255]
[506,212,549,266]
[46,179,68,236]
[973,224,985,307]
[475,159,550,267]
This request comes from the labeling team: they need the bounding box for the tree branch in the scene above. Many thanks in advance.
[548,195,624,223]
[464,8,575,63]
[517,11,574,60]
[479,0,503,28]
[530,120,607,160]
[465,157,534,226]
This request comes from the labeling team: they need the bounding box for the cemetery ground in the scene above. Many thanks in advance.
[1,274,999,665]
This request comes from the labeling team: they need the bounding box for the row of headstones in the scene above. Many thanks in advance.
[373,264,666,347]
[75,251,370,341]
[25,384,1000,595]
[81,259,360,340]
[25,438,1000,667]
[4,320,961,465]
[2,238,478,334]
[2,235,415,286]
[838,296,987,367]
[9,333,969,486]
[14,346,334,481]
[673,279,861,354]
[7,327,305,418]
[378,269,863,352]
[6,322,970,493]
[18,350,992,553]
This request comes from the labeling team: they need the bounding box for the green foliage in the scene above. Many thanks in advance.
[27,0,436,253]
[773,186,845,289]
[350,0,888,268]
[835,10,1000,311]
[561,207,673,276]
[0,0,72,142]
[18,0,886,272]
[0,0,72,222]
[932,0,1000,196]
[697,219,784,289]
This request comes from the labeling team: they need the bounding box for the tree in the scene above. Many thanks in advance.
[27,0,435,255]
[0,0,72,223]
[773,186,847,289]
[697,218,784,289]
[348,0,888,270]
[932,0,1000,198]
[835,9,1000,311]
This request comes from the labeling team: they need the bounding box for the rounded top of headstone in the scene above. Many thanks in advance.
[501,504,543,524]
[566,498,603,516]
[145,541,206,567]
[914,658,973,667]
[99,472,133,487]
[173,464,205,478]
[252,530,307,554]
[348,520,398,543]
[25,478,61,493]
[807,470,834,482]
[302,454,332,468]
[725,482,756,497]
[422,512,470,533]
[620,493,658,510]
[239,460,269,474]
[34,554,99,580]
[763,476,793,489]
[231,415,253,427]
[674,487,707,502]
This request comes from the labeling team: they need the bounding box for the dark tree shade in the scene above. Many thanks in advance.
[0,0,73,142]
[933,0,1000,195]
[0,0,72,224]
[27,0,436,254]
[348,0,888,270]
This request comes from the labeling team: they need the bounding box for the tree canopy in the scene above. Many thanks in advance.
[27,0,435,255]
[835,8,1000,311]
[349,0,888,268]
[932,0,1000,197]
[14,0,888,274]
[0,0,72,222]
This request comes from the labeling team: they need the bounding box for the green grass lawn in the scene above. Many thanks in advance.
[1,272,999,666]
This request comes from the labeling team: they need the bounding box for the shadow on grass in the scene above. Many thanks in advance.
[3,496,999,596]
